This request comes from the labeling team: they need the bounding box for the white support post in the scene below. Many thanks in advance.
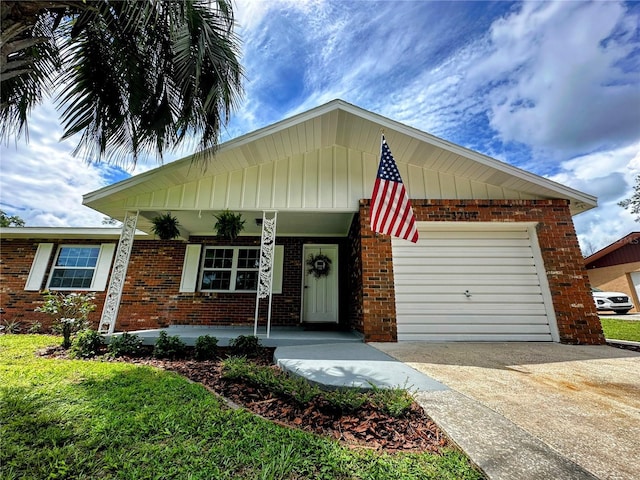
[98,211,138,334]
[254,211,278,337]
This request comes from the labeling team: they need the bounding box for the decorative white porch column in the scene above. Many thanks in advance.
[98,211,138,334]
[254,211,278,337]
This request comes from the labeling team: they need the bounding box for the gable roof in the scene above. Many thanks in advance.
[584,232,640,268]
[83,99,597,237]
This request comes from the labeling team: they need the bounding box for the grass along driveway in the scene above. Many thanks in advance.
[0,335,482,480]
[600,317,640,342]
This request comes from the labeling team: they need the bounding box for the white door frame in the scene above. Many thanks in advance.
[301,244,339,323]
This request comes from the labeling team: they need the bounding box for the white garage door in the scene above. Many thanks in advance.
[392,223,558,342]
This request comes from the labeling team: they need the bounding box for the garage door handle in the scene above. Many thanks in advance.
[464,290,472,298]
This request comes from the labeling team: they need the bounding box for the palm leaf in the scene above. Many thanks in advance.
[1,0,243,166]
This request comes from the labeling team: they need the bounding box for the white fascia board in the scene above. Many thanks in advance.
[0,227,149,239]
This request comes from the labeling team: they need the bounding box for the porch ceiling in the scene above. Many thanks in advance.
[136,210,355,239]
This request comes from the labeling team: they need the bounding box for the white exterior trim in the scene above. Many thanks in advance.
[82,100,596,234]
[90,244,116,291]
[24,243,53,291]
[272,245,284,294]
[1,227,147,239]
[98,212,138,334]
[527,224,560,342]
[179,244,202,293]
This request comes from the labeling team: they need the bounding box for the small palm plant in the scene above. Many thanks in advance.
[151,213,181,240]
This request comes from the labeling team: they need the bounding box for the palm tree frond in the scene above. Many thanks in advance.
[1,0,243,166]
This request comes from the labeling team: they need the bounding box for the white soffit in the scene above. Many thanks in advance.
[83,99,597,216]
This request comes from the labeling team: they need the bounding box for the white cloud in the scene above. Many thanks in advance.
[472,1,640,159]
[0,102,127,226]
[549,141,640,252]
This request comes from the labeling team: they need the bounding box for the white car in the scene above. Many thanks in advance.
[592,288,634,315]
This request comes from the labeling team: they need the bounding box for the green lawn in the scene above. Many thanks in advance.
[600,318,640,342]
[0,335,483,480]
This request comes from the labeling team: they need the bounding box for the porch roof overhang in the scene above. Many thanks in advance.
[83,99,597,238]
[0,227,149,239]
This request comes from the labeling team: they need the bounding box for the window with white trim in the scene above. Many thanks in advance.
[200,247,260,292]
[48,246,101,290]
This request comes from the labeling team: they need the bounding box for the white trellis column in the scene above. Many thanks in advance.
[254,211,278,337]
[98,211,138,334]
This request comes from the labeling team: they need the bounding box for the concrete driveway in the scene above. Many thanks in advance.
[372,342,640,480]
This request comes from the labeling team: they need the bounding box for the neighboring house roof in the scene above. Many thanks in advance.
[83,99,597,237]
[0,227,148,239]
[584,232,640,269]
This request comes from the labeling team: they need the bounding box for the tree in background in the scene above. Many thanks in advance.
[618,174,640,222]
[0,210,25,227]
[0,0,243,166]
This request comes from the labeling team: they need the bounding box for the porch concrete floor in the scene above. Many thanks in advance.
[108,325,363,348]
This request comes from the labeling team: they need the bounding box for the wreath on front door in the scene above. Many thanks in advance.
[306,253,332,278]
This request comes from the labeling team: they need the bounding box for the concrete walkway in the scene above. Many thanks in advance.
[373,342,640,480]
[275,342,448,391]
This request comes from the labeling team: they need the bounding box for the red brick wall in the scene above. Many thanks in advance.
[1,235,351,333]
[357,209,398,342]
[2,200,604,345]
[356,199,604,344]
[0,238,108,331]
[116,237,313,330]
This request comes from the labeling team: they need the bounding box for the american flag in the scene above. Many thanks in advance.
[370,135,419,243]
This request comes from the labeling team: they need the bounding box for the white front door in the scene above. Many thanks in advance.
[302,244,339,323]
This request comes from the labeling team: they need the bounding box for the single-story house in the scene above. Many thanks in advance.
[0,100,604,344]
[585,232,640,312]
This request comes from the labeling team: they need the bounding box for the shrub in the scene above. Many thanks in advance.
[229,335,262,357]
[221,356,255,379]
[153,331,187,359]
[325,388,367,414]
[27,321,42,334]
[108,332,143,357]
[370,384,415,418]
[194,335,218,360]
[1,319,22,334]
[35,291,96,348]
[70,329,105,359]
[284,375,320,405]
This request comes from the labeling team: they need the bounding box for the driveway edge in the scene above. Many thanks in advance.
[415,390,599,480]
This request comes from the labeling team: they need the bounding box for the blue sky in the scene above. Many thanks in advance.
[1,0,639,254]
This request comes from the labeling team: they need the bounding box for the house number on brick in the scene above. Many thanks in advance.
[448,211,479,220]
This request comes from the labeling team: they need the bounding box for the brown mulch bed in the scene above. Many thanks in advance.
[39,345,450,453]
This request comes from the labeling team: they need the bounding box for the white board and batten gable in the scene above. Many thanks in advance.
[82,99,596,237]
